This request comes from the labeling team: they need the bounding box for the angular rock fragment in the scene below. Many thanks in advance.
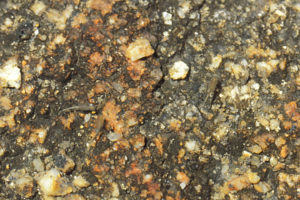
[0,57,21,89]
[125,38,154,61]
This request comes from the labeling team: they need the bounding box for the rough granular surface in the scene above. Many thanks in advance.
[0,0,299,199]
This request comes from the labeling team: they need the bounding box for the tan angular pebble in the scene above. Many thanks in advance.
[275,137,286,148]
[248,144,262,154]
[269,119,280,132]
[254,182,271,193]
[256,60,278,78]
[184,140,199,153]
[0,57,21,89]
[36,168,73,196]
[169,61,190,80]
[73,175,90,188]
[246,171,260,184]
[46,5,73,30]
[0,96,13,110]
[273,162,285,171]
[30,1,47,16]
[33,158,45,172]
[207,54,222,72]
[125,38,154,61]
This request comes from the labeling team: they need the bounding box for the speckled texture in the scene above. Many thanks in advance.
[0,0,299,199]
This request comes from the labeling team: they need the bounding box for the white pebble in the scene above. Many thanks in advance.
[162,12,172,25]
[0,57,21,89]
[169,61,189,80]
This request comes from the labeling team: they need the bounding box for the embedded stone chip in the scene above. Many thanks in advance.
[125,38,154,61]
[169,61,190,80]
[36,168,73,196]
[0,57,21,89]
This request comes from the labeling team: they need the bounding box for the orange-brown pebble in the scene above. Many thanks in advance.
[176,171,190,189]
[168,119,182,132]
[177,148,185,163]
[284,101,297,118]
[29,128,48,144]
[154,135,163,155]
[88,52,104,67]
[127,60,146,81]
[273,162,285,171]
[137,17,150,29]
[59,113,75,130]
[280,145,288,158]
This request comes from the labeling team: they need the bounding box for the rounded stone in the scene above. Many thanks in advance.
[169,61,190,80]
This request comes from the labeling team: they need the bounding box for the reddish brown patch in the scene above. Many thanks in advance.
[127,60,147,81]
[59,113,75,130]
[125,162,142,177]
[284,101,297,118]
[283,101,300,129]
[88,52,104,67]
[102,99,126,134]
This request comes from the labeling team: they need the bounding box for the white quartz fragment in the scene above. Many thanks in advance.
[162,12,172,25]
[169,61,189,80]
[0,57,21,89]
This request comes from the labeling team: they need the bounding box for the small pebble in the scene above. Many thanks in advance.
[254,181,271,193]
[162,11,172,25]
[73,175,90,188]
[36,168,73,196]
[169,61,189,80]
[0,57,21,89]
[125,38,154,61]
[176,171,190,189]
